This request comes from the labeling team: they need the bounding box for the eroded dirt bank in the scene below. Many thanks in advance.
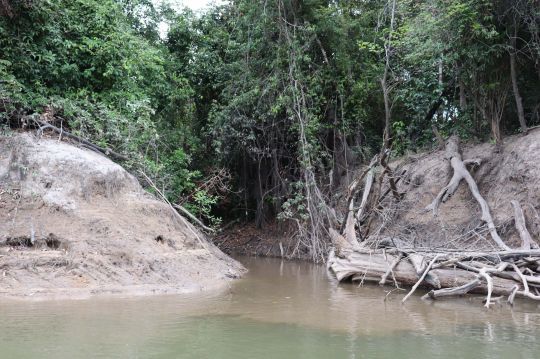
[0,133,244,299]
[218,130,540,258]
[217,131,540,305]
[327,130,540,305]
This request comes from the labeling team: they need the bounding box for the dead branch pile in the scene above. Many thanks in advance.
[328,244,540,307]
[327,135,540,306]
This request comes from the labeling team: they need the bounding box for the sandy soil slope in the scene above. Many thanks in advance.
[0,133,244,299]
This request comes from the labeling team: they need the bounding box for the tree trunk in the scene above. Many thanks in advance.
[509,37,528,133]
[511,200,539,250]
[459,78,467,110]
[491,117,502,147]
[380,0,396,150]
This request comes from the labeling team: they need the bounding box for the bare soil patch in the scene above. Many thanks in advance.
[0,133,243,299]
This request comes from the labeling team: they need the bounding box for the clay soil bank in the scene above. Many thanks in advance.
[217,129,540,259]
[0,133,244,300]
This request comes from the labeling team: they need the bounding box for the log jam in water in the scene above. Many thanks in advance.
[0,257,539,358]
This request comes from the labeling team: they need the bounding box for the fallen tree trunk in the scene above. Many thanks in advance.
[140,171,209,250]
[173,204,215,233]
[327,238,540,306]
[402,254,441,303]
[424,279,481,300]
[328,247,518,296]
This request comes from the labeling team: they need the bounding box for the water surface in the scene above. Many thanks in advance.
[0,256,539,358]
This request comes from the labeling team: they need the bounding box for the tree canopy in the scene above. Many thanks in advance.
[1,0,539,258]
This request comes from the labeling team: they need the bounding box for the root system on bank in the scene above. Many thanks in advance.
[327,132,540,307]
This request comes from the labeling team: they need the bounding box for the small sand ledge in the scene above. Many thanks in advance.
[0,281,234,301]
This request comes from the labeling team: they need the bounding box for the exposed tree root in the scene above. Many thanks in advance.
[379,149,401,201]
[355,167,375,223]
[425,136,509,250]
[512,200,539,250]
[341,156,378,245]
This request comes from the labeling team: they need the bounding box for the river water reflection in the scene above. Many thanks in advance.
[0,256,539,358]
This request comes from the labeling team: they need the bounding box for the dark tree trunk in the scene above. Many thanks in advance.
[509,37,528,133]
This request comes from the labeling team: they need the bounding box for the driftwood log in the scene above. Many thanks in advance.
[328,236,540,306]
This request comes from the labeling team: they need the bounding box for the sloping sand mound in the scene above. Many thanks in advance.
[0,133,243,299]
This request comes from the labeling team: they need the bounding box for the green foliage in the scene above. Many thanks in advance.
[185,190,222,228]
[162,148,200,198]
[0,0,203,220]
[278,182,309,222]
[1,0,539,231]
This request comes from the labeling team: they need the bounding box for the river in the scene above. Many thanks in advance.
[0,256,539,358]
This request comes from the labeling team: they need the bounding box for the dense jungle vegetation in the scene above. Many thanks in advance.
[1,0,539,258]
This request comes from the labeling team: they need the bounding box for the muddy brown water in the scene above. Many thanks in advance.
[0,256,539,358]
